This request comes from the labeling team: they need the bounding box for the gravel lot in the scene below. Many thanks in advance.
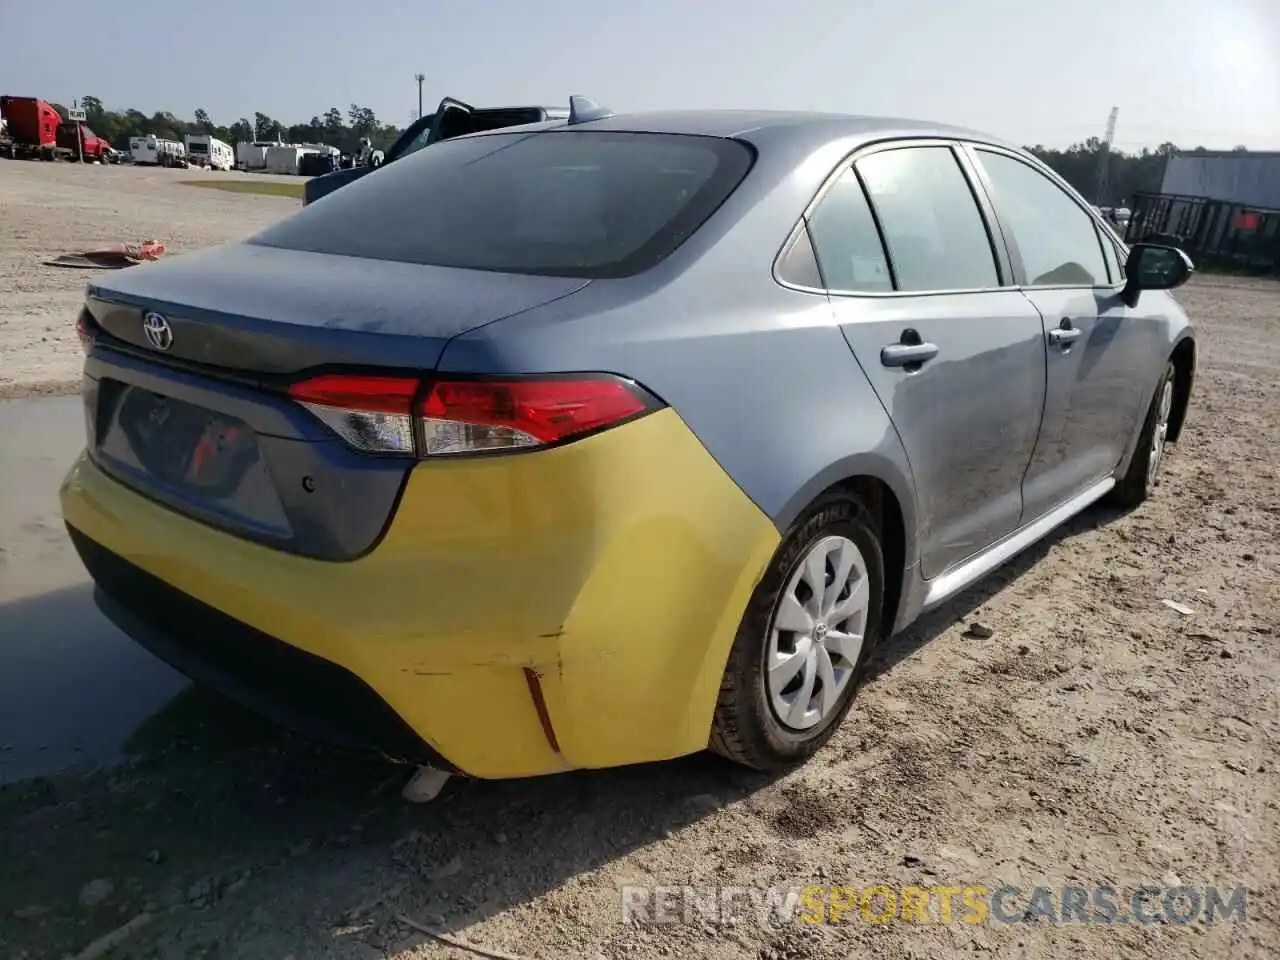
[0,160,1277,959]
[0,161,298,399]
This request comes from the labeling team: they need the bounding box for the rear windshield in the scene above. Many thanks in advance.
[249,130,755,278]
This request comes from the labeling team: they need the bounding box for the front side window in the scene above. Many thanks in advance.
[1095,217,1129,282]
[1100,231,1124,283]
[252,131,754,278]
[976,150,1109,287]
[804,168,893,292]
[389,115,435,160]
[854,146,1001,292]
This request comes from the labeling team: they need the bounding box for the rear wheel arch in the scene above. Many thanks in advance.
[829,476,906,646]
[1168,336,1195,443]
[710,485,886,769]
[776,472,909,648]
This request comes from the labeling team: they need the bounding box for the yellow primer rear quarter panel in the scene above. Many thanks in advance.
[60,408,781,778]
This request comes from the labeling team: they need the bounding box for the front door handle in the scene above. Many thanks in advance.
[1048,320,1082,347]
[881,342,939,368]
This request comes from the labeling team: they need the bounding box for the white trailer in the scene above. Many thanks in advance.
[185,134,234,171]
[298,142,340,158]
[264,145,326,175]
[130,135,186,166]
[235,140,276,171]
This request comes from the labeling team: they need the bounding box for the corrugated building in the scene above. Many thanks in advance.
[1128,151,1280,274]
[1160,152,1280,208]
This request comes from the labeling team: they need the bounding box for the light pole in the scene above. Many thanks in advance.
[415,73,425,120]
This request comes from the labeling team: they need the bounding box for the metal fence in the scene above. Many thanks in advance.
[1125,191,1280,275]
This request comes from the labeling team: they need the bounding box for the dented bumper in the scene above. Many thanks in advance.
[59,408,780,778]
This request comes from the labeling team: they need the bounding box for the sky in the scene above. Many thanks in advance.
[2,0,1278,151]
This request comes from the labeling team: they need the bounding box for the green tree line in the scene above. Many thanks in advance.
[60,97,402,156]
[52,97,1255,198]
[1024,138,1251,207]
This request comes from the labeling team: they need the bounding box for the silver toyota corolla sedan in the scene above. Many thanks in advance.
[62,100,1194,779]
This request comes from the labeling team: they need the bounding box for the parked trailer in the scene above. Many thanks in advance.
[185,134,234,170]
[235,140,278,171]
[297,142,340,158]
[264,145,325,175]
[130,135,187,167]
[1127,190,1280,276]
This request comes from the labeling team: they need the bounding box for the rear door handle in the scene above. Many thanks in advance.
[881,342,939,368]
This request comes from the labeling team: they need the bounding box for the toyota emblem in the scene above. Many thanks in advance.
[142,312,174,352]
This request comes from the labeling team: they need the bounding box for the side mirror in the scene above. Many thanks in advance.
[1121,243,1194,308]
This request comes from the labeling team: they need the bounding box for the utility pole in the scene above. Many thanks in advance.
[415,73,425,121]
[1095,106,1119,207]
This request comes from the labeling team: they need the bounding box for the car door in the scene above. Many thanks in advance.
[803,142,1048,580]
[965,145,1152,520]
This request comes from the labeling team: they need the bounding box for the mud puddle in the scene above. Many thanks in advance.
[0,396,190,784]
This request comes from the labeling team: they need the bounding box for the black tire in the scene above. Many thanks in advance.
[1108,360,1176,509]
[710,491,885,771]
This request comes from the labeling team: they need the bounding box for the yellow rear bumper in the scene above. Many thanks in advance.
[60,408,780,778]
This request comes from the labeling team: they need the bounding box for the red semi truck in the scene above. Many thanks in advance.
[0,96,114,161]
[57,118,114,162]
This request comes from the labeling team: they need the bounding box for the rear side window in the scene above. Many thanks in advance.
[855,146,1000,292]
[252,131,755,279]
[804,168,893,292]
[776,226,823,289]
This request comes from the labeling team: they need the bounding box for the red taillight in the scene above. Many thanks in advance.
[75,309,96,353]
[418,378,650,455]
[288,373,657,457]
[287,374,418,414]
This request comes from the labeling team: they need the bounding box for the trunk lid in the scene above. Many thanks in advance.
[86,242,590,375]
[80,242,590,560]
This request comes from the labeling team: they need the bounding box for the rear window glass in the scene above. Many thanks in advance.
[250,130,755,278]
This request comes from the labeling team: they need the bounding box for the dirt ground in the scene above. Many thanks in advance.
[0,161,298,399]
[0,160,1277,960]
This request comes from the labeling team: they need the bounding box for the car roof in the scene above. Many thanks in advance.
[464,109,1023,155]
